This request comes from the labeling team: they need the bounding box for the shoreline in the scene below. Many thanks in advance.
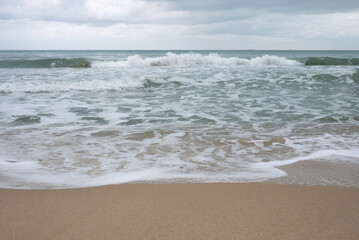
[1,182,359,240]
[1,158,358,189]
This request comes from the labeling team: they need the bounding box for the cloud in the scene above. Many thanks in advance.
[0,0,182,25]
[0,0,358,49]
[1,0,359,25]
[156,0,359,13]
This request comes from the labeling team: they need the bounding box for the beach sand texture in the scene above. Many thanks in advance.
[1,183,359,240]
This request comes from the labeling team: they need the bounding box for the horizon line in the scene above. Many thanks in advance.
[1,49,359,51]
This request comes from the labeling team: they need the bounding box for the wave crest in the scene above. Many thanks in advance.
[93,53,300,67]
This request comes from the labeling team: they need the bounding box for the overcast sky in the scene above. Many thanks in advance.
[0,0,359,50]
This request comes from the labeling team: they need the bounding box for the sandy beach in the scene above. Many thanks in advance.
[1,183,358,240]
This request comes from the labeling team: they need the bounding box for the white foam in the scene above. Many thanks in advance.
[92,53,301,67]
[253,150,359,170]
[0,76,146,93]
[2,122,358,189]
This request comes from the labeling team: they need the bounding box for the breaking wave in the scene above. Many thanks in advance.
[93,53,300,67]
[0,58,91,68]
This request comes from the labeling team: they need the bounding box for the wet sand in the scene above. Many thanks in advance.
[270,160,359,187]
[1,183,359,240]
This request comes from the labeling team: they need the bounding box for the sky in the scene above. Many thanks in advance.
[0,0,359,50]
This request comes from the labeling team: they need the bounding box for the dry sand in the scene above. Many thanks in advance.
[1,183,359,240]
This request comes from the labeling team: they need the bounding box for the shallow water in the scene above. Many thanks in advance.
[0,50,358,188]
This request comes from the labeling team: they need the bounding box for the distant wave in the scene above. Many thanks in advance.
[93,53,300,67]
[0,58,91,68]
[304,57,359,66]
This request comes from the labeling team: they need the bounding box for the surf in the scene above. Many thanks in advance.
[92,52,301,67]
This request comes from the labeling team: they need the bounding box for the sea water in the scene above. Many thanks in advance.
[0,50,358,188]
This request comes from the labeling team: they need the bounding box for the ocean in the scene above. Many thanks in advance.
[0,50,358,188]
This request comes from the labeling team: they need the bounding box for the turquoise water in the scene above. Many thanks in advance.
[0,50,358,188]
